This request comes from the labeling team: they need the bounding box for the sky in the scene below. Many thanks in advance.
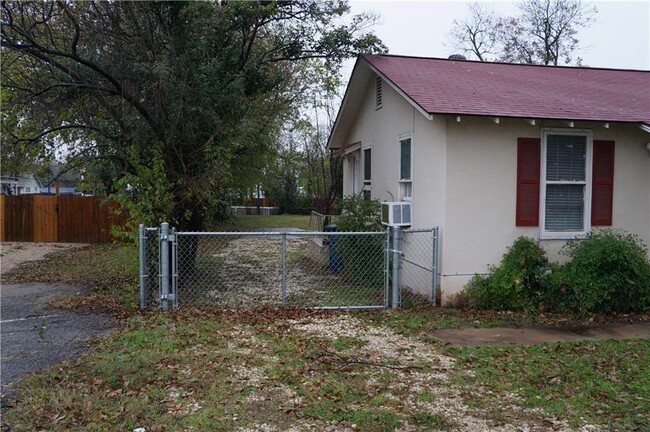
[345,0,650,72]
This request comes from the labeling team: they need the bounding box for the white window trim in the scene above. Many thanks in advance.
[398,132,413,201]
[539,128,593,240]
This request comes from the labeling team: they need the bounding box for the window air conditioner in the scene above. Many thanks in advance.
[381,201,412,227]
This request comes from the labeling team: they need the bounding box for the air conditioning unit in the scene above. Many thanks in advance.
[381,201,412,227]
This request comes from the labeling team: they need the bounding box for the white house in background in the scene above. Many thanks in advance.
[327,54,650,301]
[0,174,41,195]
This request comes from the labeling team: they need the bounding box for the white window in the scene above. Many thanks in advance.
[540,129,592,239]
[399,134,412,200]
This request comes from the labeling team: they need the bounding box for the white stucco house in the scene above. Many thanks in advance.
[327,54,650,301]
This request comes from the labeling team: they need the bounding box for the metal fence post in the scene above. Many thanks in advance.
[139,224,146,309]
[384,227,391,308]
[391,227,401,309]
[160,222,170,311]
[431,227,438,305]
[281,232,287,306]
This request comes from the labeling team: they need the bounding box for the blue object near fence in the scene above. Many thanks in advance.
[325,225,342,273]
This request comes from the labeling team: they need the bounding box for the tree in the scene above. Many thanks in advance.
[446,3,501,62]
[447,0,596,65]
[299,93,343,216]
[1,1,385,232]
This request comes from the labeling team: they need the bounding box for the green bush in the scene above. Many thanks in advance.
[463,237,550,312]
[334,194,384,286]
[560,229,650,314]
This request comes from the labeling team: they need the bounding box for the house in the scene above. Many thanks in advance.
[327,54,650,301]
[0,174,42,195]
[0,162,81,196]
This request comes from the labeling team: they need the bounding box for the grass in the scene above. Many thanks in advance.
[224,214,311,231]
[443,339,650,430]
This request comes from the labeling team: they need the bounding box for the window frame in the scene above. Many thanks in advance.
[539,128,593,239]
[398,133,413,201]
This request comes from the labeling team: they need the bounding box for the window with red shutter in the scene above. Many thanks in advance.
[591,140,615,226]
[516,138,541,226]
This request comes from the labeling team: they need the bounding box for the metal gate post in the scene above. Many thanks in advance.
[139,224,146,309]
[281,232,287,306]
[160,222,170,311]
[391,227,401,309]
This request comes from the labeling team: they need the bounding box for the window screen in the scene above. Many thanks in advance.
[545,184,584,231]
[400,138,411,180]
[544,134,587,232]
[364,148,371,182]
[546,135,586,181]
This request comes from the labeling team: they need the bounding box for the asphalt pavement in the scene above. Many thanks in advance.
[1,283,116,404]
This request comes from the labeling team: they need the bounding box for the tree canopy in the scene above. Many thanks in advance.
[1,1,385,230]
[447,0,596,65]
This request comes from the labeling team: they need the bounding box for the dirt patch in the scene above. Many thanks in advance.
[1,242,85,274]
[431,321,650,346]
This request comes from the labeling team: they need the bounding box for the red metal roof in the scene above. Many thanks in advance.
[362,54,650,125]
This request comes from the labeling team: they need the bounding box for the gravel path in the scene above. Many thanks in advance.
[1,242,84,274]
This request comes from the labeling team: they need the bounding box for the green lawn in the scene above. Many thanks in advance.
[225,214,311,231]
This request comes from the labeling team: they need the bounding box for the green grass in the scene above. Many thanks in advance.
[442,339,650,430]
[226,214,311,230]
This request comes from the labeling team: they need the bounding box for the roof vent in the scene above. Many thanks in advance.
[448,54,467,61]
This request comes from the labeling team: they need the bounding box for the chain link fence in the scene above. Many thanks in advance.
[140,224,438,310]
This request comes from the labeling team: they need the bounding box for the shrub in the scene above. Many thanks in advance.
[463,237,550,312]
[334,194,384,286]
[560,229,650,314]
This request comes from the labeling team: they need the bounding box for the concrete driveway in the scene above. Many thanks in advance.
[1,283,116,404]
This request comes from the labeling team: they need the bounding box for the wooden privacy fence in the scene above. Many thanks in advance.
[0,195,125,243]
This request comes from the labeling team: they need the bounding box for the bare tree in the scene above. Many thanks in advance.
[447,0,596,65]
[446,3,501,61]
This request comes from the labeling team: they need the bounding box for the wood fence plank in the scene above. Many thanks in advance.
[33,196,57,241]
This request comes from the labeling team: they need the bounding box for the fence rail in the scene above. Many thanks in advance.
[0,195,125,243]
[141,223,439,310]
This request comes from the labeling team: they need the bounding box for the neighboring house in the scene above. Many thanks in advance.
[0,162,81,196]
[327,54,650,300]
[0,174,41,195]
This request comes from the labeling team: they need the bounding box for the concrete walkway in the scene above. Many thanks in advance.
[1,283,116,404]
[430,321,650,346]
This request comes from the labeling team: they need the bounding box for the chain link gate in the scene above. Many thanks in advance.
[399,227,440,306]
[140,224,438,310]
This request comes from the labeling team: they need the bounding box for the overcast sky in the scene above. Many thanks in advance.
[346,0,650,72]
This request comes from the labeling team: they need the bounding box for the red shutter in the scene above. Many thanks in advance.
[516,138,541,226]
[591,140,615,226]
